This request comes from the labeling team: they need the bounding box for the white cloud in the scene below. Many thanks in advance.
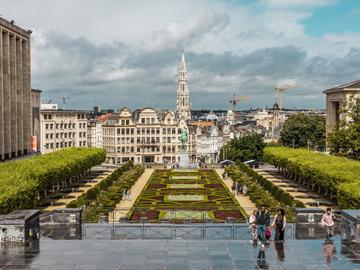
[142,11,230,52]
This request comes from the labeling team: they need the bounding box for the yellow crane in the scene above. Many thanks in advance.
[275,83,296,112]
[229,94,250,120]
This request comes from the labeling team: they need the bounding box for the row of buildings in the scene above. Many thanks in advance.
[1,17,359,165]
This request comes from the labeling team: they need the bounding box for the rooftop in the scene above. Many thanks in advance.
[323,79,360,94]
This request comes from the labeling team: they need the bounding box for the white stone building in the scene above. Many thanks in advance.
[87,121,103,148]
[39,107,88,154]
[103,107,182,165]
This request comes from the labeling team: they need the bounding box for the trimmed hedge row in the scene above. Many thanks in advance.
[264,146,360,209]
[0,148,105,214]
[236,162,305,208]
[68,162,144,222]
[226,165,304,222]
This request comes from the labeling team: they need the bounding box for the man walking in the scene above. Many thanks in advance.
[256,205,270,245]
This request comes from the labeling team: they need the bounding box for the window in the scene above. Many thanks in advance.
[151,118,155,124]
[56,133,59,139]
[64,123,67,129]
[126,120,129,125]
[50,124,53,129]
[44,114,48,120]
[45,134,49,139]
[121,120,125,125]
[163,128,166,134]
[50,143,53,148]
[117,128,120,135]
[121,129,125,135]
[141,118,145,124]
[45,124,49,130]
[56,143,59,148]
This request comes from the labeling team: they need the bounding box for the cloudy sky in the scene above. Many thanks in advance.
[1,0,359,110]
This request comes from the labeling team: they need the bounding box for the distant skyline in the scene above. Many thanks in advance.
[1,0,359,110]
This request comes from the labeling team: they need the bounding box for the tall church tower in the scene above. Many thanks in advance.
[176,50,191,121]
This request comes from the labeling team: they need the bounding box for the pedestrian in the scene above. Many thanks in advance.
[122,188,128,200]
[271,209,286,241]
[321,208,336,239]
[256,205,270,245]
[248,210,258,241]
[127,190,132,201]
[237,183,242,195]
[242,184,248,196]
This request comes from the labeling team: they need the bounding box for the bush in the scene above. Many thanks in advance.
[0,148,105,214]
[264,146,360,208]
[68,162,144,222]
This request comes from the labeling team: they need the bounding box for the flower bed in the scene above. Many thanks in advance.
[128,169,246,222]
[168,184,203,189]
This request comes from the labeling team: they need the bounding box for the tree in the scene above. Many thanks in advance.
[279,113,326,150]
[327,97,360,160]
[220,134,265,162]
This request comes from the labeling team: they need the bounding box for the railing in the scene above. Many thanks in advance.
[82,223,295,240]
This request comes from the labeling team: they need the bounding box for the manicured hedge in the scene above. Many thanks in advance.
[0,148,105,214]
[235,161,304,208]
[226,165,304,222]
[68,162,144,222]
[264,146,360,208]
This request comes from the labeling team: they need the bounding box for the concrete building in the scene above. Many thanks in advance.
[87,120,103,148]
[0,18,32,160]
[31,89,41,152]
[39,108,87,154]
[323,80,360,136]
[103,107,182,165]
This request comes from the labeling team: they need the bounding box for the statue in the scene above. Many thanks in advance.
[180,128,188,151]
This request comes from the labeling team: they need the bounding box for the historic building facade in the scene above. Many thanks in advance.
[87,121,103,148]
[102,50,194,165]
[103,107,182,165]
[0,18,32,160]
[39,108,88,154]
[323,80,360,136]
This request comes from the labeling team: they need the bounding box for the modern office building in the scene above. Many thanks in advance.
[0,18,32,160]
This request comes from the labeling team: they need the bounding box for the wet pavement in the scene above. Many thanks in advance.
[1,239,360,270]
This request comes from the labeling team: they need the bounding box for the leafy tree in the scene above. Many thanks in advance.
[220,134,265,162]
[327,97,360,160]
[279,113,326,150]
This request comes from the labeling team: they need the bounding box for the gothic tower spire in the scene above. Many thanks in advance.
[176,50,191,121]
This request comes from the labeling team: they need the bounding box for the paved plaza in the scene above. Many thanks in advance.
[1,239,360,269]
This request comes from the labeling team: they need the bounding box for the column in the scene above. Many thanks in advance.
[0,28,3,160]
[10,33,17,157]
[16,37,23,154]
[3,31,11,158]
[22,39,30,154]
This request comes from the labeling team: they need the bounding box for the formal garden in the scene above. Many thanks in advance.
[128,169,246,223]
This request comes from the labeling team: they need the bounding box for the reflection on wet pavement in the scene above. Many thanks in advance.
[1,239,360,269]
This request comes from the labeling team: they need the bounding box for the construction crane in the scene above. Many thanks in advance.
[229,94,250,112]
[275,83,296,112]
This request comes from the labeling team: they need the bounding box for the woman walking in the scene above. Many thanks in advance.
[248,210,258,241]
[321,208,336,239]
[271,209,286,241]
